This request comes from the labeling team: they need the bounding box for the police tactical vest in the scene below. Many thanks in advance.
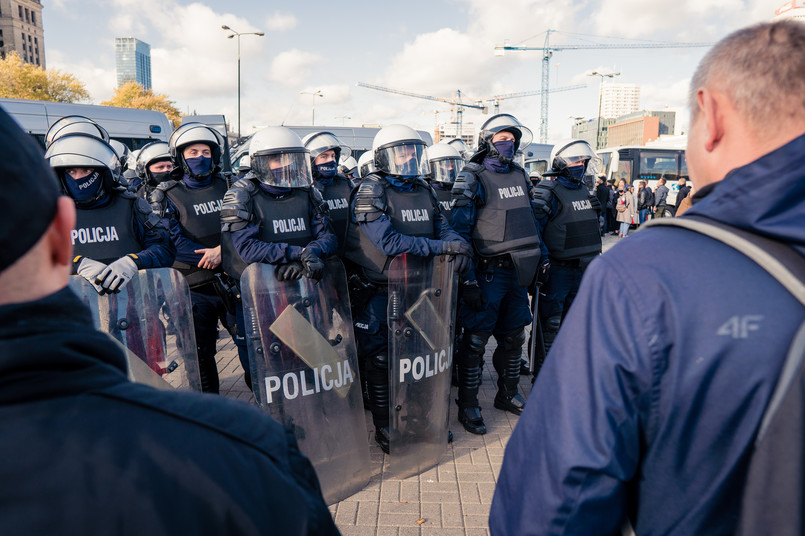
[540,181,602,260]
[223,187,315,280]
[471,167,541,257]
[73,192,142,264]
[345,179,437,284]
[165,177,229,248]
[432,186,452,219]
[317,176,352,254]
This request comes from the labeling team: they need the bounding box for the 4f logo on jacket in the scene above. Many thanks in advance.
[498,185,526,199]
[71,226,119,245]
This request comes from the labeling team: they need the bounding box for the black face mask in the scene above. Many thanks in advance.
[148,170,173,186]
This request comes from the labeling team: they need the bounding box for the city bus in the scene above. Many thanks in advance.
[597,145,689,216]
[0,98,174,150]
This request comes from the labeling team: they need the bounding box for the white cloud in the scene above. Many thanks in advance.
[268,49,323,87]
[47,49,116,103]
[265,12,297,32]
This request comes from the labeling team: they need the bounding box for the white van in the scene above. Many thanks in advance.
[0,98,174,150]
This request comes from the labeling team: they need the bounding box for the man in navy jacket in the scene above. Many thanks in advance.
[490,20,805,535]
[0,109,338,535]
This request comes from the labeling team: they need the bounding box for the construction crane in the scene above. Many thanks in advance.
[494,30,713,143]
[357,82,487,140]
[478,84,587,115]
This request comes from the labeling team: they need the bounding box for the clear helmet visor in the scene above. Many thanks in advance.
[557,141,602,176]
[251,150,312,188]
[376,142,428,178]
[430,157,462,184]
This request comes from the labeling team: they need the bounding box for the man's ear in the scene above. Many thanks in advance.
[47,196,76,267]
[698,88,726,153]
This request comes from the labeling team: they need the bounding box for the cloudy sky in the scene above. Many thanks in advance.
[44,0,783,142]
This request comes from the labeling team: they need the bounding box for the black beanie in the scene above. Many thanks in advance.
[0,107,61,273]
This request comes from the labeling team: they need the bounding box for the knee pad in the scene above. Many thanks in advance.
[499,328,526,352]
[546,315,562,336]
[369,354,389,371]
[464,331,491,355]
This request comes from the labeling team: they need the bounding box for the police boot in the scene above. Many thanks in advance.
[197,344,220,394]
[492,329,527,415]
[366,354,390,454]
[455,331,491,435]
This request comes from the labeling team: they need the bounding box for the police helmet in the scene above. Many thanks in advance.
[372,124,428,180]
[237,153,251,175]
[45,115,110,148]
[109,139,130,168]
[424,143,463,185]
[338,155,358,176]
[45,133,123,199]
[476,113,533,159]
[168,122,223,176]
[549,139,602,181]
[357,150,376,178]
[127,149,141,172]
[135,141,172,183]
[444,138,473,161]
[302,131,351,165]
[248,126,312,188]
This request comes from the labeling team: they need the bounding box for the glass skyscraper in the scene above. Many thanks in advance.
[115,37,152,90]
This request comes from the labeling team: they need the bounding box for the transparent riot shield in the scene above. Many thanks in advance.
[387,254,458,478]
[69,268,201,391]
[240,258,370,505]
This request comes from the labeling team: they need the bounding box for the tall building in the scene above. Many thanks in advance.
[437,122,475,147]
[600,83,640,119]
[115,37,151,90]
[606,110,676,148]
[0,0,45,67]
[572,117,616,150]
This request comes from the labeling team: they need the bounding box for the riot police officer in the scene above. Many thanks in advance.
[45,115,110,148]
[444,138,473,162]
[532,139,602,359]
[45,133,174,293]
[424,142,463,220]
[302,131,354,255]
[450,113,547,435]
[220,127,337,383]
[339,154,359,182]
[149,122,241,394]
[130,141,173,198]
[356,151,376,183]
[344,124,472,453]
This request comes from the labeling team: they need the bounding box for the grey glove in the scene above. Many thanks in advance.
[76,257,108,294]
[96,255,139,294]
[441,240,473,257]
[451,254,473,275]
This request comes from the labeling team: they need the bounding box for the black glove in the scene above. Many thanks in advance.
[461,280,486,312]
[451,253,472,275]
[300,248,325,281]
[441,240,473,257]
[536,258,551,286]
[276,261,305,281]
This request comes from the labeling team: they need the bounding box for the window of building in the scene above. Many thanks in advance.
[25,8,29,22]
[19,5,23,18]
[34,37,37,45]
[22,43,26,52]
[28,34,31,42]
[35,57,39,66]
[32,12,36,25]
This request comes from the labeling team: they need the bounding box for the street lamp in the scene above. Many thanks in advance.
[222,25,264,142]
[587,70,620,150]
[300,90,323,126]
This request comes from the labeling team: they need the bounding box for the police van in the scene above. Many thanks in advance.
[597,145,688,216]
[520,142,553,180]
[0,97,174,150]
[229,126,435,174]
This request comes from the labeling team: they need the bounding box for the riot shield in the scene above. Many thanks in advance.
[387,254,458,478]
[69,268,201,391]
[241,258,370,505]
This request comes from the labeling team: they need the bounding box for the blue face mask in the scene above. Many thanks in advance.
[316,161,337,178]
[567,164,587,182]
[185,155,212,176]
[493,139,516,160]
[64,170,104,202]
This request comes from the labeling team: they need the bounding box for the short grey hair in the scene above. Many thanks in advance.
[689,21,805,135]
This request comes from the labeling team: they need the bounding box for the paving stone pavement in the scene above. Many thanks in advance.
[218,234,621,535]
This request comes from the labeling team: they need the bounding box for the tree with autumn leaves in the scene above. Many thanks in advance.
[0,51,90,102]
[101,81,182,126]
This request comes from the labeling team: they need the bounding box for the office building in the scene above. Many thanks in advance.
[0,0,45,67]
[600,83,640,119]
[115,37,151,90]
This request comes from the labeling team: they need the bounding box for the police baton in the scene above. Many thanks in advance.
[528,283,547,377]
